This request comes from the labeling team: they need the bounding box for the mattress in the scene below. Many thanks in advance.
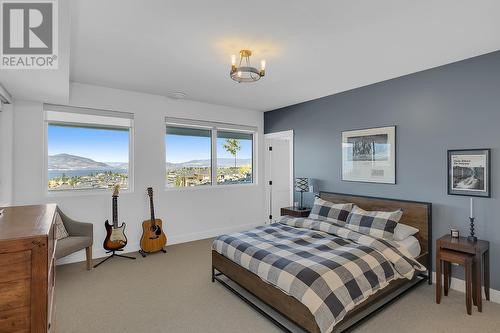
[396,236,421,258]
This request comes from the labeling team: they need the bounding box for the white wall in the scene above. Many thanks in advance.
[12,82,265,264]
[0,103,14,206]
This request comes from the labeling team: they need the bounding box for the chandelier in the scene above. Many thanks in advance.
[230,49,266,83]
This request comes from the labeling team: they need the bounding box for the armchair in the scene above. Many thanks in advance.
[55,208,94,270]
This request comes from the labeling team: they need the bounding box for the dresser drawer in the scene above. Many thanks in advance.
[0,279,30,312]
[0,306,30,333]
[0,251,32,333]
[0,251,31,284]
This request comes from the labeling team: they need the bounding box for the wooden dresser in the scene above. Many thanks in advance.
[0,204,57,333]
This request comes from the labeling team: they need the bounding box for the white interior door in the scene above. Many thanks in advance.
[265,131,293,223]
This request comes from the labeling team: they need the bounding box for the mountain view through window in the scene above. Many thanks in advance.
[47,124,129,191]
[166,126,253,188]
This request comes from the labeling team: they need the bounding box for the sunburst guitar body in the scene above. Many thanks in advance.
[103,220,127,251]
[103,185,128,251]
[140,187,167,255]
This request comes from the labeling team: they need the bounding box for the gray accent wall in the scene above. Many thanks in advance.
[265,51,500,289]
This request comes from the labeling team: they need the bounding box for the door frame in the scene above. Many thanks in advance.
[264,130,294,207]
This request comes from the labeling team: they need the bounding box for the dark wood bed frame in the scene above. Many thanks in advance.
[212,191,432,333]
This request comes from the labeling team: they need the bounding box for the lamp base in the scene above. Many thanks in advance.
[467,235,477,242]
[468,217,477,243]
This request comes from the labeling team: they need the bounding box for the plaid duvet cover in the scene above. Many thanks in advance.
[212,216,425,333]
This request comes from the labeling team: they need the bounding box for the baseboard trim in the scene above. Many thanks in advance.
[432,272,500,304]
[56,222,263,266]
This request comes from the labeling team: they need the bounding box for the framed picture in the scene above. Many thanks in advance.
[342,126,396,184]
[448,149,491,197]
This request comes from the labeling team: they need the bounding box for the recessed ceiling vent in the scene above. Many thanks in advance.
[167,92,187,100]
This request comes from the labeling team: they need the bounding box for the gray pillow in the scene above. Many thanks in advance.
[55,212,69,240]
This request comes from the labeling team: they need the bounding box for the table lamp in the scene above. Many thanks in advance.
[295,178,309,210]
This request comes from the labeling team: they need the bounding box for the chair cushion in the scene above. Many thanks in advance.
[55,236,92,259]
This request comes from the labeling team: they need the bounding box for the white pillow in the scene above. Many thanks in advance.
[393,223,419,241]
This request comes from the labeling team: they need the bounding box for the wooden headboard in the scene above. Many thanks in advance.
[320,191,432,257]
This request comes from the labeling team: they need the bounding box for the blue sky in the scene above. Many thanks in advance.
[48,125,129,162]
[165,134,252,163]
[48,125,252,164]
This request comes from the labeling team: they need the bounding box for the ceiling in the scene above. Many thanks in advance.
[0,0,70,104]
[3,1,500,111]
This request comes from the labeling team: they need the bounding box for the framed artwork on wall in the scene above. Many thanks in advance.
[341,126,396,184]
[447,149,491,197]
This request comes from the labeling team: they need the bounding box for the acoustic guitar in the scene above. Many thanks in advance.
[103,185,128,251]
[139,187,167,256]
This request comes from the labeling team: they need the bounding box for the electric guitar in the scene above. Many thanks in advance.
[103,185,128,251]
[140,187,167,255]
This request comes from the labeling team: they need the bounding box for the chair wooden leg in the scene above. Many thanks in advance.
[86,246,93,271]
[465,261,472,315]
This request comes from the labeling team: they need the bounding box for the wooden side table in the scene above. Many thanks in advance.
[436,249,474,314]
[280,206,311,218]
[436,235,490,312]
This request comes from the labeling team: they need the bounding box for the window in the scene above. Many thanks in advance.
[165,126,212,188]
[217,131,253,185]
[165,118,256,188]
[45,105,133,192]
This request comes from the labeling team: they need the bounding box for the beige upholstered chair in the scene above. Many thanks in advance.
[55,208,94,270]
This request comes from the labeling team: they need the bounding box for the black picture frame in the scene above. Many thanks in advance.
[447,149,491,198]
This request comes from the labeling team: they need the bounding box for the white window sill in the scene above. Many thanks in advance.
[164,182,258,192]
[45,188,134,198]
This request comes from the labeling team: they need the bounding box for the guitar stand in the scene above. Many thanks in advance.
[138,248,167,258]
[93,249,136,268]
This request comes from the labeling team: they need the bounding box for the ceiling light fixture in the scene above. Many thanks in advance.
[230,49,265,83]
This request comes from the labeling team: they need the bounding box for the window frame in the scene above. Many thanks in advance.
[43,105,135,196]
[165,117,257,191]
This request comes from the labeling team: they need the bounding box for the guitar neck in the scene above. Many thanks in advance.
[112,196,118,228]
[149,195,156,222]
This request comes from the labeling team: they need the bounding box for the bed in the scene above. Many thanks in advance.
[211,191,432,333]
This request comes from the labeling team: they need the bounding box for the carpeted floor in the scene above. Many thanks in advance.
[56,238,500,333]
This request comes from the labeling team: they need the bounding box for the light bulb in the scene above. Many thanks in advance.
[237,71,242,77]
[231,55,236,65]
[260,60,266,70]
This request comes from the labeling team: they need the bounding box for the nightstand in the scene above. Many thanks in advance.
[280,206,311,218]
[436,235,490,312]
